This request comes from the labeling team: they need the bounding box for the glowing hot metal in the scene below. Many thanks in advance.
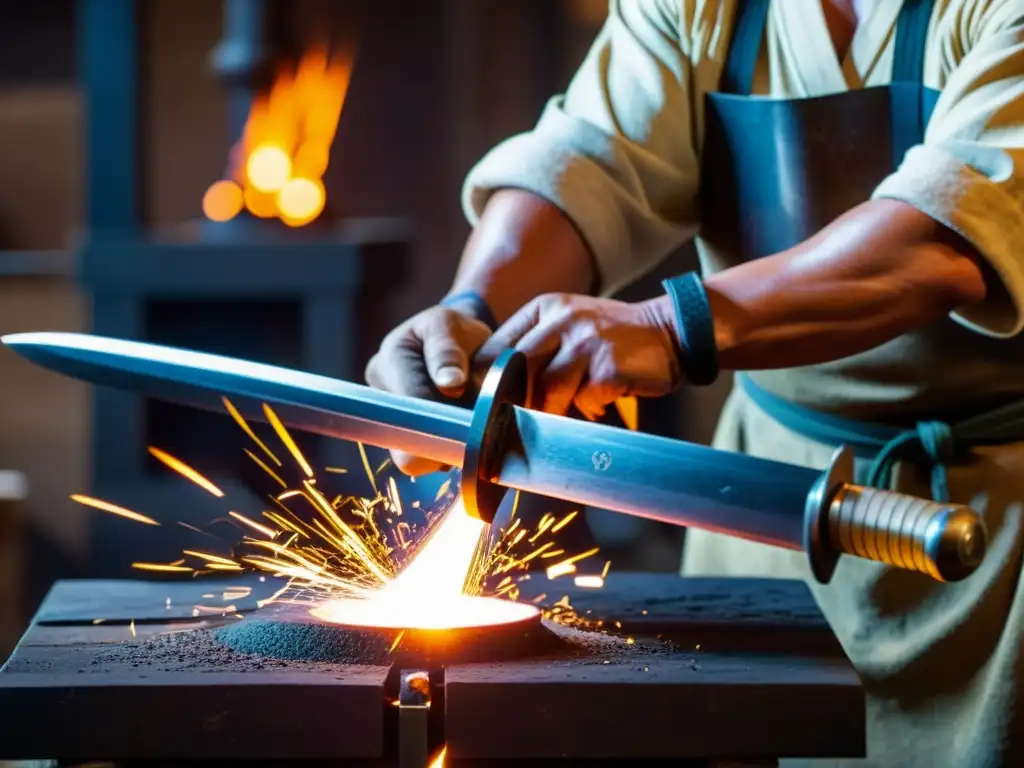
[311,497,540,630]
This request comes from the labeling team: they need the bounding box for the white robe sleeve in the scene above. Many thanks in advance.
[872,0,1024,338]
[460,0,704,296]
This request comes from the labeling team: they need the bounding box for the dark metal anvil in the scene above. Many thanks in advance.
[0,573,864,764]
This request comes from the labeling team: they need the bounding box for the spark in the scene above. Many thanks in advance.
[574,575,604,588]
[223,397,282,466]
[71,494,159,526]
[264,403,313,477]
[245,449,287,488]
[550,510,577,533]
[428,745,447,768]
[229,510,277,539]
[148,446,224,497]
[132,562,194,573]
[358,442,377,495]
[324,466,347,474]
[183,550,238,566]
[129,620,136,637]
[546,547,600,580]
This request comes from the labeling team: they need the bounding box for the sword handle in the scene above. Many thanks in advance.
[805,448,987,583]
[826,485,986,582]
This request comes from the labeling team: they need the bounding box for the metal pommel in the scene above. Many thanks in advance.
[827,486,987,583]
[461,350,529,523]
[805,448,988,583]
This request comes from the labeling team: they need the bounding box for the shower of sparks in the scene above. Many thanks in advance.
[70,398,607,627]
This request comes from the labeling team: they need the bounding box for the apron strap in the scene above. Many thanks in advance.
[719,0,771,95]
[893,0,934,84]
[739,373,1024,503]
[890,0,937,169]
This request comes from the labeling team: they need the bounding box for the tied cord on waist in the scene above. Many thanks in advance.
[739,374,1024,503]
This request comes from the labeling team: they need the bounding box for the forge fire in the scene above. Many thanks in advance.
[202,46,353,228]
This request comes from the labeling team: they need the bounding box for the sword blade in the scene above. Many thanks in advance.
[1,332,471,468]
[3,332,819,552]
[499,407,819,551]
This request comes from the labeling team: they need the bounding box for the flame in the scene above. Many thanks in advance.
[428,746,447,768]
[202,45,354,227]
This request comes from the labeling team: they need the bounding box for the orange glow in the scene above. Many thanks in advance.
[202,44,354,226]
[311,497,540,630]
[293,142,330,177]
[201,180,244,222]
[428,746,447,768]
[244,187,278,218]
[278,178,326,226]
[615,396,639,431]
[246,145,292,193]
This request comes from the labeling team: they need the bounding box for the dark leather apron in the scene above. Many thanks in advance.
[699,0,938,263]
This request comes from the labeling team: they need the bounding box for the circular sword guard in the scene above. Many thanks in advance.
[461,349,529,523]
[827,486,987,583]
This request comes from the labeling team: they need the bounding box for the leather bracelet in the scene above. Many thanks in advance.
[440,290,498,332]
[661,272,720,386]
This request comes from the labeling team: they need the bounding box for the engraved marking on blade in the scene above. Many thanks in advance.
[592,450,612,472]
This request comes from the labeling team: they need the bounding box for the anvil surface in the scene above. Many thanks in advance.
[0,573,864,763]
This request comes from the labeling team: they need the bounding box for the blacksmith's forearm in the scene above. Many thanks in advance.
[448,189,595,325]
[702,199,987,371]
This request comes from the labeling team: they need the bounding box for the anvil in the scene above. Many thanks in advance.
[2,331,988,584]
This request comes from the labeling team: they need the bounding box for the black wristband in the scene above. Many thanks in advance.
[661,272,720,386]
[440,290,498,332]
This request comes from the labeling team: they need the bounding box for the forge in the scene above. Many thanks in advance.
[0,572,865,765]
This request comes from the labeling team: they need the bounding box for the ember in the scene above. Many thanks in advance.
[202,45,353,227]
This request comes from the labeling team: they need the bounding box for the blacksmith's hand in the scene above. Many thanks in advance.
[475,293,681,419]
[365,305,492,475]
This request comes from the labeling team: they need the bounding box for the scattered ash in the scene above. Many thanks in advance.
[539,621,693,668]
[79,617,694,675]
[89,623,387,673]
[214,619,392,664]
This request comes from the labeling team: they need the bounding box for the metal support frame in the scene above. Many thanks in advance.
[77,0,141,239]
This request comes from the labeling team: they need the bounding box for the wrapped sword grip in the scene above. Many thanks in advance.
[826,485,987,582]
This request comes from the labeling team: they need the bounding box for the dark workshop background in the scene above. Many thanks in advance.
[0,0,733,658]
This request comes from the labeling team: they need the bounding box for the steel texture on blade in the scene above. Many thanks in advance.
[1,332,470,468]
[497,407,821,551]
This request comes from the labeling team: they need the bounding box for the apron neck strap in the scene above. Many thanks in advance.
[720,0,936,96]
[893,0,935,84]
[719,0,771,95]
